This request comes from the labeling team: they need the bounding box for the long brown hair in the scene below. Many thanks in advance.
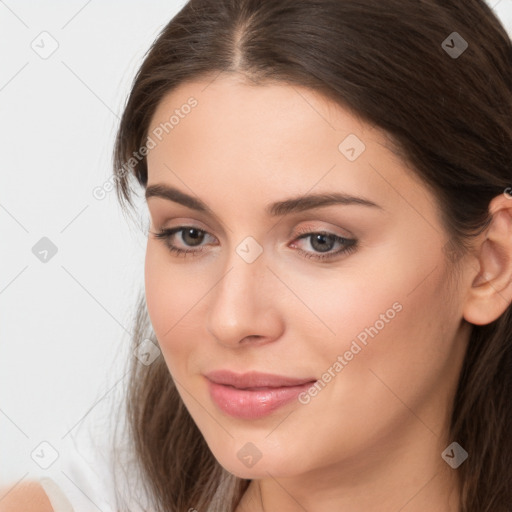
[111,1,512,510]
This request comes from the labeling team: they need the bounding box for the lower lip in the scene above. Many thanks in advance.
[206,379,316,419]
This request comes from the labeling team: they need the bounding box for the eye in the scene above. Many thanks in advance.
[151,226,216,257]
[289,228,357,261]
[150,225,358,261]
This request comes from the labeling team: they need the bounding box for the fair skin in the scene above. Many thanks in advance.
[0,482,54,512]
[144,72,512,512]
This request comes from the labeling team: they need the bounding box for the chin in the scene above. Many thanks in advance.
[212,447,302,481]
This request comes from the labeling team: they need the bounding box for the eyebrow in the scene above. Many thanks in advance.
[145,183,383,216]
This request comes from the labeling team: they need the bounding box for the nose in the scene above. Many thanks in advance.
[206,250,284,348]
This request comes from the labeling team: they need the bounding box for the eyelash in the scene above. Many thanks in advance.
[151,226,357,261]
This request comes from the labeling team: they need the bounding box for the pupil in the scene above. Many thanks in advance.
[311,234,334,253]
[184,228,204,246]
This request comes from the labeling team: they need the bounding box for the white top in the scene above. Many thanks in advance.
[35,424,228,512]
[30,386,151,512]
[33,421,240,512]
[34,421,121,512]
[38,477,75,512]
[31,383,230,512]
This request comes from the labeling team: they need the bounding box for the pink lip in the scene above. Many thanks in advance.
[204,370,317,419]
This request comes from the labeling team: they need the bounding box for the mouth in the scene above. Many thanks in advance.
[204,370,317,419]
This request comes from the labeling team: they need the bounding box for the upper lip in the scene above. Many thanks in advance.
[204,370,317,389]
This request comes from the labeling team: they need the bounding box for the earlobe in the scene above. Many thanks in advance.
[463,195,512,326]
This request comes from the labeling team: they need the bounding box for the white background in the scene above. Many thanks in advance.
[1,0,511,488]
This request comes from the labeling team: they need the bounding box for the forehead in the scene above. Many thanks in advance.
[148,73,389,149]
[145,74,432,221]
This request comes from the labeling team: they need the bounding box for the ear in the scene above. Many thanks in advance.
[463,192,512,326]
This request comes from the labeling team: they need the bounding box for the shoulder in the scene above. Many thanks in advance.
[0,481,55,512]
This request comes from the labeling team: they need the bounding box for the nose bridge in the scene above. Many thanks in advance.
[218,234,268,301]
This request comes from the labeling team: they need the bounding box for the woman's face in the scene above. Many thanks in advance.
[144,74,471,483]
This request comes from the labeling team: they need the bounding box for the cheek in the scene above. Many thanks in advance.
[144,243,202,371]
[304,251,455,422]
[273,257,455,468]
[291,235,454,390]
[274,246,415,357]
